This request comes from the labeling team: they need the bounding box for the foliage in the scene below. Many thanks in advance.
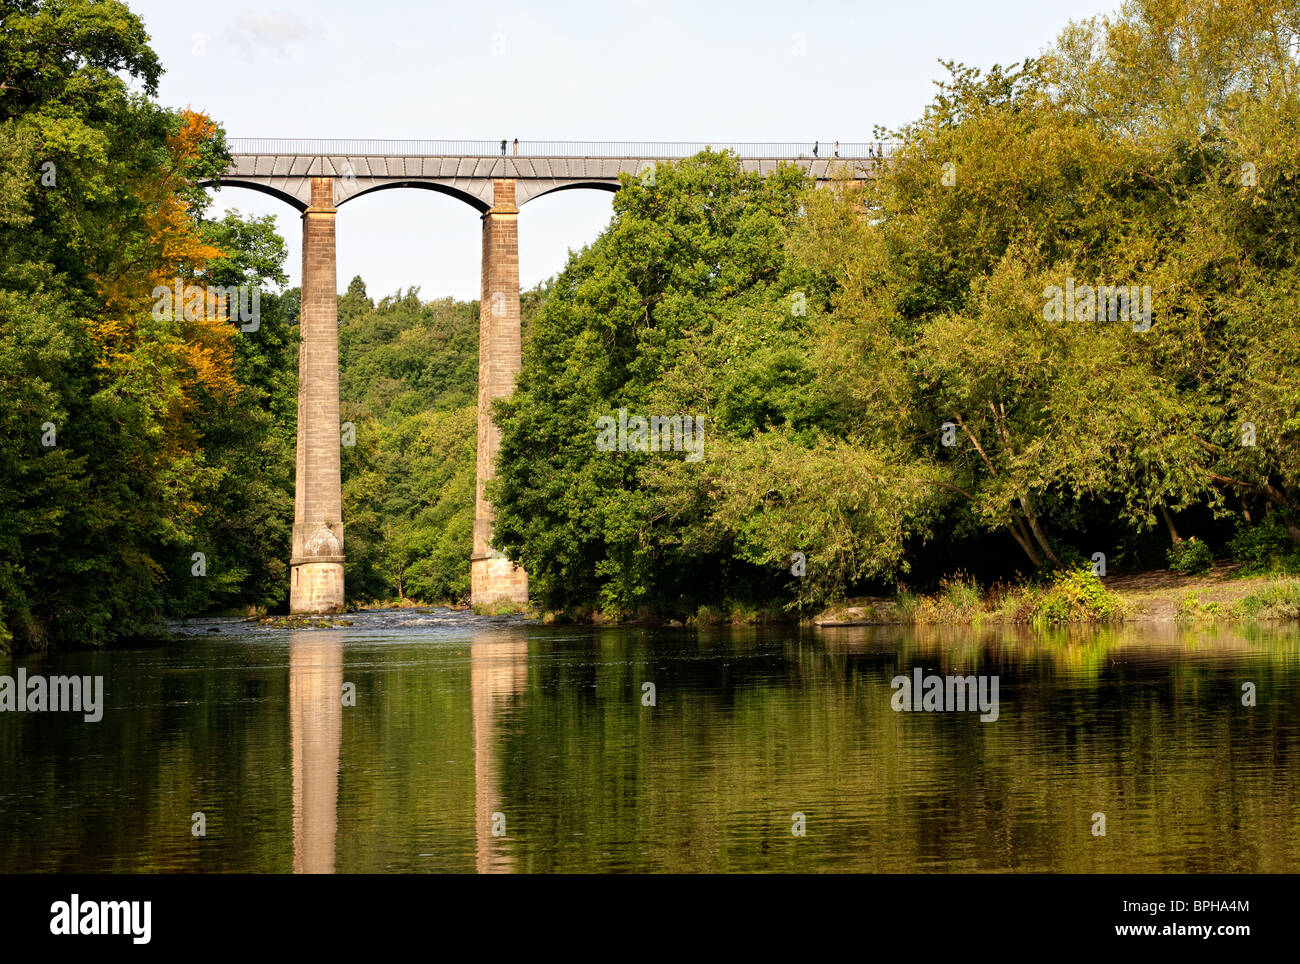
[1232,581,1300,619]
[0,0,294,646]
[1167,537,1214,575]
[1227,520,1300,574]
[1033,569,1124,623]
[905,575,985,623]
[338,281,491,604]
[490,150,830,618]
[486,0,1300,620]
[1176,592,1223,622]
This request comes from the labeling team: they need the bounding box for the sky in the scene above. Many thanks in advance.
[130,0,1122,302]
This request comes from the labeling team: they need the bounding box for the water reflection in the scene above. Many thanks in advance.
[471,631,528,873]
[290,634,343,874]
[2,614,1298,873]
[285,626,530,874]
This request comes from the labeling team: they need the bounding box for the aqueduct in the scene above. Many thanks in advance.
[207,140,890,612]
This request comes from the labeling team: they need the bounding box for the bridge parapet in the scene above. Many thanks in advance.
[226,138,900,158]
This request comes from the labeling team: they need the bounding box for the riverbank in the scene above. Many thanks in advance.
[152,565,1300,643]
[814,566,1300,626]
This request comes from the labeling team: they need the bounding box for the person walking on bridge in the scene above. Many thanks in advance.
[813,141,819,157]
[513,138,519,155]
[500,139,507,156]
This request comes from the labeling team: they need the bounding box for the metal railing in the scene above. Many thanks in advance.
[226,138,901,159]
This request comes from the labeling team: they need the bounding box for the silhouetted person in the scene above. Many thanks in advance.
[834,140,839,157]
[500,139,506,155]
[512,138,519,155]
[813,141,819,157]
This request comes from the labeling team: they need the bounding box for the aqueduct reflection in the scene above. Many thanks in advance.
[287,629,529,873]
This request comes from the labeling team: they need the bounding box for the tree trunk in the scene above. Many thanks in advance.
[1019,494,1062,568]
[1007,515,1042,568]
[1159,505,1182,545]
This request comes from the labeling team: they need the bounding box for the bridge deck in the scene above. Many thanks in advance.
[216,139,894,211]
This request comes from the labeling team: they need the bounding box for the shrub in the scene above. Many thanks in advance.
[895,588,921,619]
[939,575,983,618]
[1176,592,1222,622]
[688,604,726,626]
[987,582,1037,623]
[1227,521,1300,574]
[726,600,763,625]
[1033,568,1122,623]
[1167,537,1214,575]
[908,574,985,623]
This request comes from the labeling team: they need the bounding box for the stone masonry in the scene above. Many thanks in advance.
[471,179,530,606]
[217,148,887,212]
[290,177,346,613]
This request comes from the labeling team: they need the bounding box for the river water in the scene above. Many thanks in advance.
[1,610,1297,872]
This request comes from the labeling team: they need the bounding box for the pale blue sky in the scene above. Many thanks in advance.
[131,0,1120,301]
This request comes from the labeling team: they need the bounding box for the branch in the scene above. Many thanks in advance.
[953,413,998,476]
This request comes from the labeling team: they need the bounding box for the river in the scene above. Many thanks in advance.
[1,610,1297,872]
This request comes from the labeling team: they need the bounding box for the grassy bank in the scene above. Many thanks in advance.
[815,565,1300,627]
[529,564,1300,628]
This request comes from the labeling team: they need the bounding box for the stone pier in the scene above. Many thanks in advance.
[471,179,529,606]
[290,176,346,613]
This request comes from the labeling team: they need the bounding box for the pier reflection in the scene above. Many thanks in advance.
[289,634,343,874]
[471,631,529,873]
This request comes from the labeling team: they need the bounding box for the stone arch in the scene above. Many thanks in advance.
[337,180,490,214]
[519,181,621,207]
[199,178,306,211]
